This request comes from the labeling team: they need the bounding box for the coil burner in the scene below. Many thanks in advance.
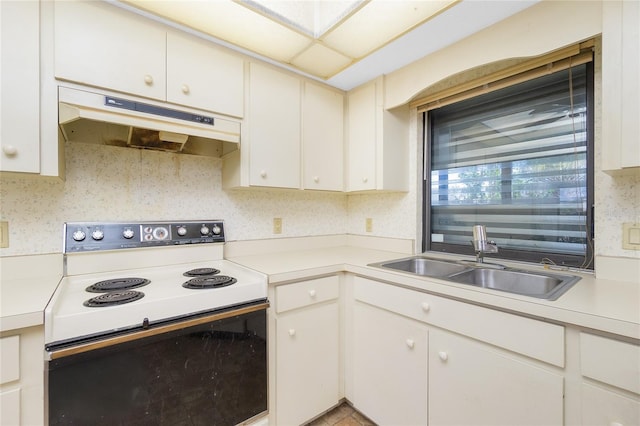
[183,268,220,277]
[83,291,145,307]
[183,276,237,289]
[85,278,150,293]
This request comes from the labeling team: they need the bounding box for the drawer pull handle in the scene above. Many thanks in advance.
[438,351,448,362]
[260,170,267,178]
[144,74,153,85]
[308,289,317,298]
[421,302,430,312]
[288,329,296,337]
[181,84,190,94]
[406,339,415,349]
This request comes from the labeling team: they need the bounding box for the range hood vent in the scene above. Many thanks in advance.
[58,86,240,157]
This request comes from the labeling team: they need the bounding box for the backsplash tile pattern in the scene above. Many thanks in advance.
[0,142,347,256]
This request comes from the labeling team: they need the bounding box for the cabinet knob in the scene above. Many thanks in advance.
[181,84,190,94]
[438,351,448,362]
[313,176,319,183]
[362,177,368,183]
[260,170,267,178]
[144,74,154,85]
[308,289,317,298]
[406,339,415,349]
[421,302,430,312]
[2,145,17,156]
[288,329,296,337]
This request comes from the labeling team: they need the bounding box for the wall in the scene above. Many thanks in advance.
[0,142,347,256]
[348,0,640,263]
[1,0,638,265]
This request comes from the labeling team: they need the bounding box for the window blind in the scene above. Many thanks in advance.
[429,64,591,264]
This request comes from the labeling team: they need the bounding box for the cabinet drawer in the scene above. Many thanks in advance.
[580,332,640,394]
[0,335,19,385]
[354,276,564,366]
[276,276,339,313]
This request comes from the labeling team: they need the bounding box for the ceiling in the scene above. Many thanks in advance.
[116,0,539,91]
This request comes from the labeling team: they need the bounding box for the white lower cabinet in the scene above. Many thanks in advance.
[579,332,640,426]
[581,383,640,426]
[428,329,564,426]
[0,327,45,426]
[273,276,340,425]
[351,302,427,426]
[348,276,565,426]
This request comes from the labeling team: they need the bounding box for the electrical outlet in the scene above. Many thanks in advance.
[273,218,282,234]
[365,218,373,233]
[0,221,8,248]
[622,222,640,250]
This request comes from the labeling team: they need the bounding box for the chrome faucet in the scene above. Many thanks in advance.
[471,225,498,263]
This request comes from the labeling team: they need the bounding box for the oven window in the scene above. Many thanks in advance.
[47,309,267,425]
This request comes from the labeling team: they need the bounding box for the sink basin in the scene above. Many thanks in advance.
[446,267,580,300]
[369,256,580,300]
[374,257,469,277]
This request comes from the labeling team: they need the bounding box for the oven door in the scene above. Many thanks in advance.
[46,302,268,426]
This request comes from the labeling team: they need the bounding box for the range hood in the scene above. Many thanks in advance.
[58,86,240,157]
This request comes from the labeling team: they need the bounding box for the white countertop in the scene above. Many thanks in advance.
[227,245,640,340]
[2,241,639,340]
[1,253,62,332]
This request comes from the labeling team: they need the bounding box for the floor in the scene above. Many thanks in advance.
[305,402,376,426]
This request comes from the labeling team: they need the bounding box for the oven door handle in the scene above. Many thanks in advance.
[47,301,269,360]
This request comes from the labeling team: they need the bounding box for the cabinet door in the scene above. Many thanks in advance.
[581,382,640,426]
[429,329,563,426]
[248,63,301,188]
[351,302,427,426]
[302,83,344,191]
[602,0,640,171]
[54,1,166,100]
[276,303,339,426]
[167,32,244,117]
[0,0,40,173]
[346,82,376,191]
[0,388,20,425]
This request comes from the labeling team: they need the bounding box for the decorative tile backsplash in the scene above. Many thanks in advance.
[0,142,348,255]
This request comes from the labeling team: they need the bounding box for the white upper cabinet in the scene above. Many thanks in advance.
[53,1,244,117]
[247,62,301,189]
[0,0,40,173]
[166,32,244,118]
[346,77,409,192]
[223,62,302,190]
[302,82,344,191]
[602,0,640,172]
[54,1,166,101]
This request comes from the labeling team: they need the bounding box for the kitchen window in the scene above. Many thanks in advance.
[422,57,594,269]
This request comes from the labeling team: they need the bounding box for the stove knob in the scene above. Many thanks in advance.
[72,230,86,242]
[122,228,135,239]
[212,225,221,235]
[200,225,210,236]
[177,226,188,236]
[91,229,104,241]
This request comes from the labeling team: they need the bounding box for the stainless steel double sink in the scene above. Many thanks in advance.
[368,256,580,301]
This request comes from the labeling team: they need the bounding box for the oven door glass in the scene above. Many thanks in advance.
[47,307,267,425]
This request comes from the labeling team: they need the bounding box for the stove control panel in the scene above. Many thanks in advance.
[63,221,226,252]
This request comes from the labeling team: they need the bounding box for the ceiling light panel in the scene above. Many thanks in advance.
[124,0,311,62]
[242,0,365,37]
[323,0,458,59]
[291,42,352,79]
